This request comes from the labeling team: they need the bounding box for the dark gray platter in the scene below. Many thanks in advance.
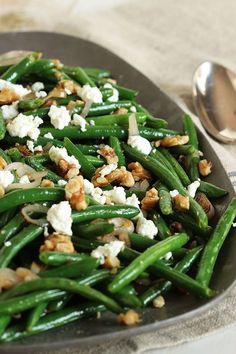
[0,32,235,354]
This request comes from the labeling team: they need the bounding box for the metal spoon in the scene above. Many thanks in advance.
[193,61,236,144]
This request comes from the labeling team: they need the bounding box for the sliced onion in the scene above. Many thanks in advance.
[81,99,92,118]
[30,171,47,180]
[21,203,49,226]
[6,178,41,191]
[128,113,139,136]
[5,162,36,177]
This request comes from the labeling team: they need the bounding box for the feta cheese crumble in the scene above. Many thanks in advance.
[126,193,140,209]
[71,113,88,131]
[187,180,200,198]
[6,113,43,140]
[0,79,30,98]
[0,171,14,188]
[46,201,72,236]
[103,83,119,102]
[127,135,152,155]
[31,82,44,92]
[100,163,117,178]
[78,84,103,104]
[169,189,179,198]
[4,241,12,247]
[49,146,80,169]
[35,91,47,98]
[136,215,158,239]
[91,240,125,264]
[104,186,126,204]
[48,105,71,130]
[161,252,172,261]
[1,101,18,120]
[83,179,106,204]
[57,179,67,187]
[26,140,43,153]
[44,132,54,139]
[130,106,137,113]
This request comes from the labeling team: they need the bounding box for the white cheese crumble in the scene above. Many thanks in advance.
[71,113,88,132]
[130,106,137,113]
[46,201,72,236]
[49,146,80,169]
[1,101,18,120]
[31,82,44,92]
[126,193,140,209]
[78,84,103,104]
[58,179,67,187]
[103,83,119,102]
[187,180,200,198]
[127,135,152,155]
[4,241,12,247]
[19,175,30,184]
[136,215,158,239]
[100,163,117,178]
[233,223,236,227]
[91,240,125,264]
[104,186,126,204]
[44,132,54,139]
[6,113,43,140]
[26,140,43,153]
[0,79,30,98]
[65,88,72,95]
[48,105,71,130]
[90,120,95,126]
[169,189,179,198]
[35,91,47,98]
[0,171,14,188]
[83,179,106,204]
[160,252,172,261]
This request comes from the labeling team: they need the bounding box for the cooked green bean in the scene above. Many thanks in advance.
[73,221,114,239]
[157,184,173,215]
[0,212,25,247]
[109,136,126,167]
[26,302,47,331]
[0,315,11,336]
[39,251,92,266]
[199,181,228,198]
[0,111,6,140]
[151,210,172,239]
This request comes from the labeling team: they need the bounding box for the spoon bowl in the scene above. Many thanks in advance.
[193,61,236,144]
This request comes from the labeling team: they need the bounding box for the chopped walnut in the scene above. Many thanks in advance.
[195,192,215,219]
[65,176,87,211]
[0,88,19,105]
[198,159,212,176]
[51,59,63,70]
[103,256,120,269]
[15,267,39,282]
[16,144,32,156]
[92,166,135,187]
[41,179,55,188]
[65,167,80,180]
[117,310,140,326]
[172,194,190,211]
[128,162,152,182]
[97,145,118,164]
[159,135,189,147]
[118,232,131,247]
[153,295,165,308]
[113,107,128,115]
[57,159,79,179]
[66,99,84,112]
[108,218,135,235]
[40,233,75,253]
[0,185,5,198]
[30,262,43,274]
[154,140,161,147]
[98,234,117,243]
[141,188,159,211]
[0,268,21,291]
[0,156,7,170]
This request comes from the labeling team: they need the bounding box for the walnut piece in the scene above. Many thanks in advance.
[112,107,128,115]
[92,166,134,187]
[117,309,140,326]
[65,176,87,211]
[172,194,190,211]
[0,88,19,104]
[15,267,38,282]
[153,295,165,308]
[0,157,7,170]
[128,162,152,182]
[41,179,55,188]
[158,135,189,147]
[47,79,80,100]
[141,188,159,211]
[97,145,118,164]
[0,185,5,198]
[103,256,120,269]
[40,233,75,253]
[198,159,212,176]
[57,159,79,179]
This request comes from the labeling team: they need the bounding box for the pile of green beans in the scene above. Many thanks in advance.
[0,52,235,343]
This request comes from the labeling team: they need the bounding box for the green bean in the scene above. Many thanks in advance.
[199,181,228,198]
[63,66,95,86]
[0,315,11,336]
[73,221,114,239]
[26,302,47,331]
[0,207,17,229]
[0,212,25,247]
[1,52,40,83]
[109,136,126,167]
[169,145,196,155]
[100,87,114,100]
[28,59,56,75]
[18,98,44,111]
[196,197,236,287]
[151,210,172,239]
[160,148,191,186]
[125,189,146,199]
[72,101,132,117]
[64,137,96,179]
[169,212,212,237]
[150,149,181,183]
[40,126,178,141]
[182,114,199,149]
[0,64,11,75]
[108,233,189,293]
[39,251,92,266]
[24,157,63,183]
[0,224,43,268]
[0,278,122,314]
[132,101,168,129]
[112,285,142,308]
[108,83,138,100]
[0,110,6,140]
[140,246,203,306]
[47,295,71,312]
[129,233,156,251]
[84,67,110,78]
[72,205,139,224]
[186,152,200,181]
[0,303,105,342]
[39,258,100,278]
[77,144,99,155]
[6,147,22,162]
[24,107,49,118]
[86,155,104,167]
[157,184,173,215]
[0,187,64,213]
[86,112,147,126]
